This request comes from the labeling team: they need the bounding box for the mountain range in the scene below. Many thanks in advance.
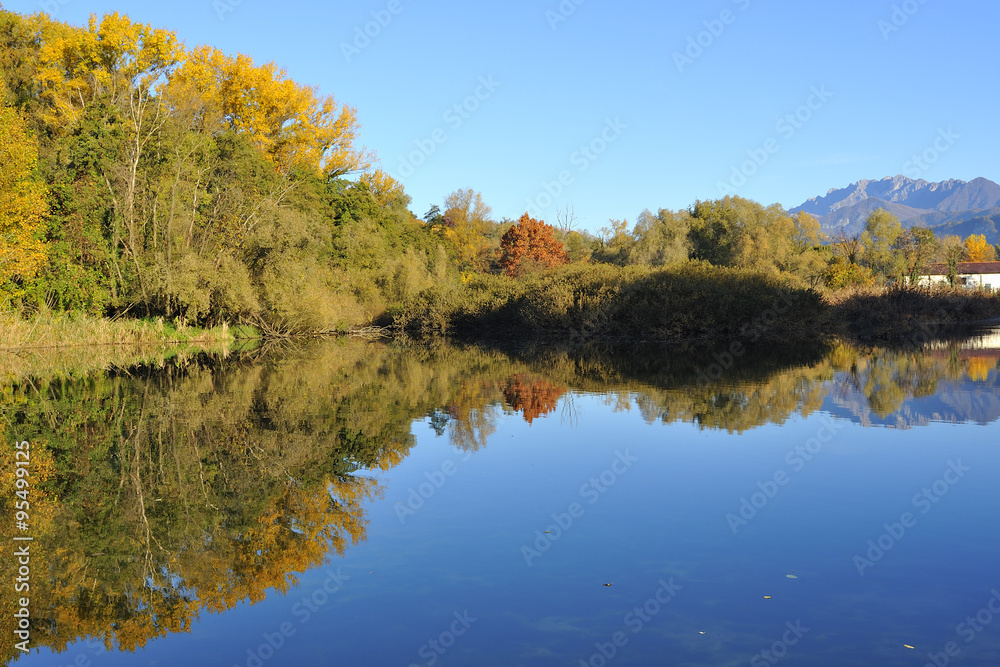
[789,175,1000,242]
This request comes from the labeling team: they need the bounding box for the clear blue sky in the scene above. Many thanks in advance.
[6,0,998,232]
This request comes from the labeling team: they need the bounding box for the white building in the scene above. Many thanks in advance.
[918,261,1000,291]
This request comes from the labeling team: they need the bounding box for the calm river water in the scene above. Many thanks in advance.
[3,330,1000,666]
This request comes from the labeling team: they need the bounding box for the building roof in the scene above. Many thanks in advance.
[924,261,1000,276]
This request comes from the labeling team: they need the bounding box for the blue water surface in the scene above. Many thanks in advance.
[10,336,1000,667]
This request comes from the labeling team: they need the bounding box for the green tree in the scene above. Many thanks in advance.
[629,208,691,267]
[442,188,493,271]
[895,226,939,284]
[688,196,802,275]
[938,235,965,287]
[561,231,592,263]
[688,198,741,266]
[423,204,445,229]
[775,211,828,287]
[593,218,634,266]
[860,209,903,281]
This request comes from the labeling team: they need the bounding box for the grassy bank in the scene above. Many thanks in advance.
[0,312,249,383]
[0,311,246,350]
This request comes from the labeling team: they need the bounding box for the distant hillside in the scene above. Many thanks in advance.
[790,176,1000,242]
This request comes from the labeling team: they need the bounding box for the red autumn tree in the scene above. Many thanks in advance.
[499,213,570,277]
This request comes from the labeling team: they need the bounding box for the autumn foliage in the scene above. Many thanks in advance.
[31,12,368,177]
[442,188,494,271]
[503,374,567,423]
[4,7,999,335]
[0,106,48,290]
[963,234,998,263]
[499,213,569,277]
[166,44,370,176]
[0,8,417,325]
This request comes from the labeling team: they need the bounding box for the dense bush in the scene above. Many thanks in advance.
[828,285,1000,338]
[403,263,827,342]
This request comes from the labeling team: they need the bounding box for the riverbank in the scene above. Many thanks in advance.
[0,312,248,349]
[826,285,1000,341]
[3,271,999,373]
[396,263,1000,344]
[0,312,248,383]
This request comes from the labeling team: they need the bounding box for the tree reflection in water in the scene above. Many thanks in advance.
[1,331,997,662]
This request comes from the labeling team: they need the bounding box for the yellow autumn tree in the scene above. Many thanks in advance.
[443,188,492,271]
[35,12,371,176]
[359,169,408,207]
[33,12,182,130]
[0,105,48,292]
[963,234,997,262]
[165,45,372,176]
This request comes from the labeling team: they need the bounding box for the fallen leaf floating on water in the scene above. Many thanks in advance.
[786,574,798,579]
[763,596,772,600]
[904,645,915,650]
[602,583,613,587]
[698,631,707,635]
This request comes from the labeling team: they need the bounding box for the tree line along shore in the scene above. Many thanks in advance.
[1,9,998,351]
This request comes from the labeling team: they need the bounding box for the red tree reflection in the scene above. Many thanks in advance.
[503,374,567,424]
